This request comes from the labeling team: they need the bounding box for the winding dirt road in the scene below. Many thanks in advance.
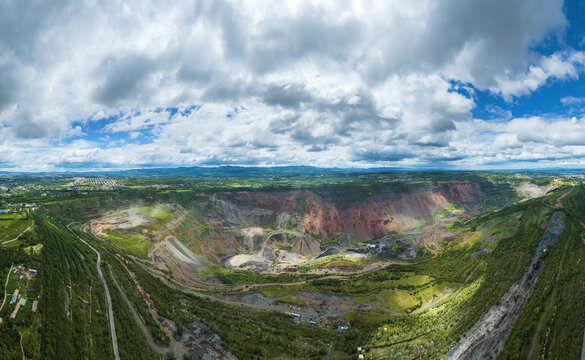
[67,224,120,360]
[0,262,13,314]
[1,224,33,245]
[107,265,174,356]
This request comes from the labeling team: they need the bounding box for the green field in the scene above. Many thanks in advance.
[99,230,151,258]
[0,218,32,243]
[417,281,453,304]
[355,288,420,313]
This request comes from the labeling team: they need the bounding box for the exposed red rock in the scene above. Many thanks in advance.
[438,181,482,211]
[219,181,482,241]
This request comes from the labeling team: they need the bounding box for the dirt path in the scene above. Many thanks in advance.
[128,259,348,320]
[144,257,462,325]
[263,230,307,249]
[19,330,24,360]
[148,274,339,320]
[541,189,585,229]
[556,188,572,208]
[110,252,236,359]
[423,228,439,255]
[557,189,585,231]
[108,265,173,356]
[365,329,435,351]
[581,317,585,360]
[147,258,406,294]
[67,224,120,360]
[0,262,13,313]
[412,284,460,315]
[1,224,33,245]
[422,217,445,256]
[444,213,565,360]
[420,215,457,257]
[157,210,189,242]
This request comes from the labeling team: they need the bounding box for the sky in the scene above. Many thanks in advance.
[2,0,585,171]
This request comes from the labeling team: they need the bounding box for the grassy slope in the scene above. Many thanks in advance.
[0,219,32,243]
[347,198,551,358]
[498,188,585,359]
[99,230,151,258]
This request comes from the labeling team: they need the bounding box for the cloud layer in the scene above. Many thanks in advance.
[1,0,585,170]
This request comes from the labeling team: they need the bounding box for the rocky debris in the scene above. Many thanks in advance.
[241,262,269,270]
[238,227,264,252]
[445,213,565,360]
[213,195,272,226]
[181,322,236,360]
[291,236,321,256]
[224,253,270,269]
[232,291,353,324]
[89,211,154,235]
[375,237,418,260]
[282,252,298,263]
[151,235,207,279]
[240,292,268,303]
[315,247,343,258]
[262,248,277,261]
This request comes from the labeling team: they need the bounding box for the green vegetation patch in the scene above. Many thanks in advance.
[0,218,32,243]
[355,288,420,314]
[297,253,367,272]
[203,265,321,285]
[417,281,453,304]
[136,205,173,220]
[99,230,151,258]
[276,297,308,308]
[258,286,300,298]
[323,258,362,271]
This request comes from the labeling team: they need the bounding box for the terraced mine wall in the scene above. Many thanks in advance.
[216,181,482,241]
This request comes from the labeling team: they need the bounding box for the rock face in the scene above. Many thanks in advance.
[181,322,236,360]
[214,181,483,242]
[151,235,207,276]
[298,191,450,240]
[167,181,485,266]
[438,181,482,211]
[213,196,272,225]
